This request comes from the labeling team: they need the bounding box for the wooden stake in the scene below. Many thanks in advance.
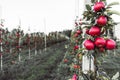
[0,19,3,71]
[28,27,31,59]
[44,18,47,51]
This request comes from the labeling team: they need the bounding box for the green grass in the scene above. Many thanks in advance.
[0,41,68,80]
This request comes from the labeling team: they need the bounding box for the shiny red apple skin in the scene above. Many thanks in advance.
[95,37,106,48]
[97,16,107,26]
[94,2,105,12]
[74,45,79,50]
[106,39,116,50]
[74,33,79,37]
[84,40,94,50]
[76,30,82,34]
[89,26,101,36]
[99,47,105,52]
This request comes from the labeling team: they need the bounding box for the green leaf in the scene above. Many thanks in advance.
[86,4,91,11]
[82,22,89,25]
[107,2,119,7]
[101,0,106,1]
[106,6,112,9]
[112,72,119,80]
[91,18,95,24]
[91,0,95,3]
[107,10,120,16]
[86,17,90,21]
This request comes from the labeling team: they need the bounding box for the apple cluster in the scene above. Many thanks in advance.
[84,1,116,52]
[73,19,83,51]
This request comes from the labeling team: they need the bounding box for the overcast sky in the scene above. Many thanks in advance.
[0,0,81,33]
[0,0,120,34]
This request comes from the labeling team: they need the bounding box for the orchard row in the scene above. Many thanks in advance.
[0,23,71,69]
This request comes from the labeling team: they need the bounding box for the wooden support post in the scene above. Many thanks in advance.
[0,19,4,71]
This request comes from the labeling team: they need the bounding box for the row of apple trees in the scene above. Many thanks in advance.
[0,21,71,71]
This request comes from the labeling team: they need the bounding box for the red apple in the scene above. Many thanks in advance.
[76,30,82,34]
[94,2,105,12]
[84,40,94,50]
[64,59,68,63]
[86,29,89,35]
[74,45,79,50]
[74,33,79,37]
[72,74,77,80]
[97,16,107,26]
[99,47,105,52]
[89,26,101,36]
[106,39,116,50]
[73,65,80,69]
[73,65,78,69]
[0,39,2,43]
[95,37,106,48]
